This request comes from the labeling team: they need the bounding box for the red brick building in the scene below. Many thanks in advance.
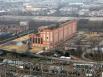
[29,20,77,50]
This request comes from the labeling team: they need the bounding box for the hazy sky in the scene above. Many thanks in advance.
[0,0,100,3]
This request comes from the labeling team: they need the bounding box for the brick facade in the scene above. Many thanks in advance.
[29,20,77,50]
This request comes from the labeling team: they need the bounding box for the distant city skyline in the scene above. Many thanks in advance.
[0,0,98,3]
[0,0,103,4]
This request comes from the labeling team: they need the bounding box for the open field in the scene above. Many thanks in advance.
[0,34,43,53]
[0,44,43,53]
[0,45,27,53]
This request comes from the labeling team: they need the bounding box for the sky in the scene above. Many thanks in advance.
[0,0,101,3]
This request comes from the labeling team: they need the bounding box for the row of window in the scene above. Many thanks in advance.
[30,38,43,44]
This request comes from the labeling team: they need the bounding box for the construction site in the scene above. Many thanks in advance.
[1,0,103,76]
[0,20,77,53]
[0,19,103,77]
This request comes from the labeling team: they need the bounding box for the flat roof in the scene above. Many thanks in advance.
[40,20,75,31]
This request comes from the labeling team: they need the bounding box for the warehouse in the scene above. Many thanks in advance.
[29,20,77,50]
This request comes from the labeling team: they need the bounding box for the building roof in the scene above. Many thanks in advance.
[38,20,76,31]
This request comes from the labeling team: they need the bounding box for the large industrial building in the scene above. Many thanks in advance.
[29,20,77,50]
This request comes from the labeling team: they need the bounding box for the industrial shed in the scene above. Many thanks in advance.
[29,20,77,50]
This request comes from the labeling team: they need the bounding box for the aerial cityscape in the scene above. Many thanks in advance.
[0,0,103,77]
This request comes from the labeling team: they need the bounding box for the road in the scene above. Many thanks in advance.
[81,38,103,62]
[81,49,94,62]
